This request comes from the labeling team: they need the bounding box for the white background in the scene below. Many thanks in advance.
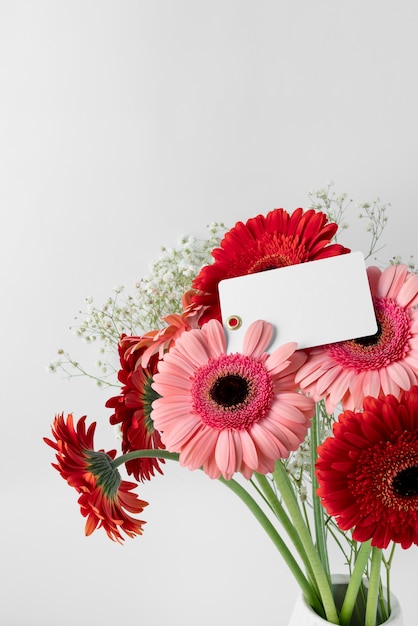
[1,2,417,625]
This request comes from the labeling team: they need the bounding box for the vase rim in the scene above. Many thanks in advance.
[288,574,403,626]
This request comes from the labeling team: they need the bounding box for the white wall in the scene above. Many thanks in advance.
[1,2,417,625]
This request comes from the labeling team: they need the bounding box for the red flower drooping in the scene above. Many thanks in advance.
[44,413,148,543]
[315,387,418,549]
[192,208,350,323]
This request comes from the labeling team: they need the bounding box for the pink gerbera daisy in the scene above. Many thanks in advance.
[296,264,418,412]
[151,319,314,480]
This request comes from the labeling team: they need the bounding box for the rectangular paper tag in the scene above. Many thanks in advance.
[218,252,377,353]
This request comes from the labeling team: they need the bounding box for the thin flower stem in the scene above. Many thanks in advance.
[365,548,383,626]
[111,449,322,614]
[382,543,396,619]
[254,473,319,596]
[111,449,180,468]
[339,540,372,626]
[218,475,323,615]
[273,460,339,624]
[311,403,330,581]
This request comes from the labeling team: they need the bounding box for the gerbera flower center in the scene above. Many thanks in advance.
[248,235,305,273]
[191,353,274,430]
[210,374,249,407]
[326,297,411,372]
[392,466,418,497]
[353,321,382,347]
[348,431,418,522]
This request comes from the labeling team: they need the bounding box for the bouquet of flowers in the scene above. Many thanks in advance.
[45,186,418,626]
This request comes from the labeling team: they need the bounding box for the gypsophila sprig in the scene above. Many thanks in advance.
[309,181,391,260]
[48,223,227,387]
[308,181,352,240]
[358,198,389,260]
[133,224,227,329]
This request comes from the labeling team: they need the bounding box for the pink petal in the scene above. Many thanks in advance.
[261,415,293,451]
[203,455,222,480]
[367,266,382,295]
[295,355,330,386]
[410,317,418,333]
[404,353,418,371]
[386,361,414,390]
[215,429,237,479]
[250,422,284,459]
[162,351,196,377]
[152,382,191,397]
[174,329,213,367]
[239,428,259,469]
[315,365,345,396]
[204,319,227,356]
[180,427,218,469]
[397,273,418,308]
[328,369,355,408]
[376,264,407,299]
[242,320,273,358]
[272,397,311,423]
[152,401,195,429]
[362,369,381,399]
[270,416,306,449]
[265,342,298,376]
[163,416,203,449]
[379,366,399,396]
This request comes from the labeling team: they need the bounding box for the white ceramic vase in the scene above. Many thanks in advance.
[287,575,403,626]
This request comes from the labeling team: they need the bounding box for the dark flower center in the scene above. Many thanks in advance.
[353,321,382,347]
[326,297,411,372]
[210,374,249,407]
[192,353,274,430]
[392,466,418,497]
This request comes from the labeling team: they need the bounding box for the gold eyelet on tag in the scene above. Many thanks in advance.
[226,315,242,330]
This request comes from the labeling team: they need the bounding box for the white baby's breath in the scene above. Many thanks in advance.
[49,222,227,387]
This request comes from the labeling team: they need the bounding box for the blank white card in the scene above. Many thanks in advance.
[218,252,377,353]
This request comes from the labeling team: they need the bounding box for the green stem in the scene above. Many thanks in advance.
[111,448,321,613]
[112,449,180,468]
[219,475,323,614]
[382,543,396,620]
[273,460,339,624]
[254,473,319,597]
[365,548,383,626]
[339,540,372,626]
[311,403,330,580]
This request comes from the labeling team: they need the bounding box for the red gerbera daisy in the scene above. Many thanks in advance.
[296,264,418,412]
[315,386,418,549]
[192,208,350,323]
[106,339,165,482]
[151,318,314,480]
[44,413,148,543]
